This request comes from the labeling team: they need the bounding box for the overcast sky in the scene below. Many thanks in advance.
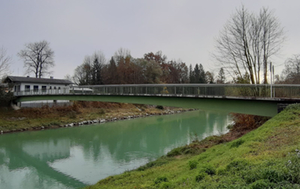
[1,0,300,79]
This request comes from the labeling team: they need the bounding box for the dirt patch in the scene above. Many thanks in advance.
[264,125,300,151]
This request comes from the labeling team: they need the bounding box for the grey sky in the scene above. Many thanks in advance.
[1,0,300,79]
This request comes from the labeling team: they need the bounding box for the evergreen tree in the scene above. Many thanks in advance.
[108,57,118,84]
[92,56,103,85]
[199,64,206,83]
[193,64,200,83]
[189,64,194,83]
[217,67,226,84]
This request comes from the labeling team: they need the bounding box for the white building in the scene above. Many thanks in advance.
[4,76,73,107]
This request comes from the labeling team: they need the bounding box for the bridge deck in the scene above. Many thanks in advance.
[13,84,300,117]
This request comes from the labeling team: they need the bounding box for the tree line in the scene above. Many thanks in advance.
[71,49,226,85]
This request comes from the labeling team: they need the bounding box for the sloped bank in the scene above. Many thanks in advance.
[0,102,194,134]
[86,104,300,189]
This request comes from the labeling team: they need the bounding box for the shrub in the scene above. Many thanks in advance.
[201,164,216,175]
[261,168,285,183]
[166,147,182,157]
[195,172,207,182]
[285,103,300,111]
[226,159,249,172]
[216,167,227,175]
[154,176,168,184]
[244,170,260,184]
[156,105,164,110]
[160,182,171,189]
[0,88,14,107]
[188,160,198,170]
[249,179,273,189]
[286,148,300,183]
[226,123,234,130]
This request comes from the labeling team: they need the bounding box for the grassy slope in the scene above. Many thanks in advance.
[87,104,300,189]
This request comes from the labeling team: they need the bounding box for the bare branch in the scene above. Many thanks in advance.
[213,6,285,84]
[18,40,55,78]
[0,47,11,79]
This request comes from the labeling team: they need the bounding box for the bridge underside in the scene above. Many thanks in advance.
[16,95,281,117]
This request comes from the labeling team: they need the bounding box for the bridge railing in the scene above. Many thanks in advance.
[78,84,300,99]
[13,84,300,99]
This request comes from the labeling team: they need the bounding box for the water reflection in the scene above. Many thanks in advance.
[0,110,230,189]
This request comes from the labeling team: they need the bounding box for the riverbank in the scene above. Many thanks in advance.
[0,102,193,134]
[86,104,300,188]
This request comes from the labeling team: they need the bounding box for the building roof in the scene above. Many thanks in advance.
[4,76,73,85]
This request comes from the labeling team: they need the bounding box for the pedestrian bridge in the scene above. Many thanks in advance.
[13,84,300,117]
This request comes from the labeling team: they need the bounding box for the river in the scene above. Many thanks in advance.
[0,110,231,189]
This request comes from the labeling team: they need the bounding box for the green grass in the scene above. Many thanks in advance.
[86,104,300,189]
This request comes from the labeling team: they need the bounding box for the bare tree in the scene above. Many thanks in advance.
[113,48,131,64]
[205,71,215,84]
[213,6,285,84]
[281,54,300,83]
[0,48,11,79]
[18,40,54,78]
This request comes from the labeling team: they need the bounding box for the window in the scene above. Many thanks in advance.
[33,85,38,92]
[42,86,47,92]
[25,85,30,92]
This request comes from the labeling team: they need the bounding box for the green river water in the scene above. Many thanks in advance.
[0,110,231,189]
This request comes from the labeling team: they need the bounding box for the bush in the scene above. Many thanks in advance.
[226,159,249,172]
[195,172,207,182]
[286,148,300,183]
[249,179,273,189]
[0,89,14,107]
[261,168,285,183]
[244,170,260,184]
[188,160,198,170]
[166,147,182,157]
[285,103,300,111]
[200,164,216,175]
[154,176,168,184]
[160,182,171,189]
[156,105,164,110]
